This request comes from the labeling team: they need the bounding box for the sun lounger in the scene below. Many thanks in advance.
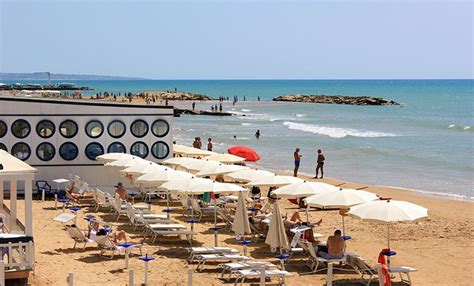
[299,241,347,273]
[126,204,172,230]
[191,199,220,222]
[187,247,239,263]
[143,222,192,243]
[219,261,278,280]
[233,269,292,286]
[346,253,417,285]
[67,227,94,249]
[195,254,250,271]
[95,236,142,259]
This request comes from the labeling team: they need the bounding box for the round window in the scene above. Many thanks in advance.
[85,142,104,160]
[11,119,30,139]
[0,143,7,152]
[151,119,170,137]
[85,120,104,138]
[60,120,78,138]
[130,142,148,158]
[0,121,7,138]
[11,142,31,161]
[151,141,170,159]
[36,120,55,138]
[59,142,79,161]
[131,120,148,138]
[108,120,126,138]
[36,142,56,161]
[107,142,126,153]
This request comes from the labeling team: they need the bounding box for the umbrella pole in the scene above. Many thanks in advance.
[305,205,309,223]
[387,223,391,268]
[214,196,218,247]
[166,191,170,219]
[342,215,345,236]
[190,194,195,243]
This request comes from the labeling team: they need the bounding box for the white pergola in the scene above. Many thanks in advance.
[0,150,37,236]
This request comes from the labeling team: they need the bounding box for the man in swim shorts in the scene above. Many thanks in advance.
[294,148,302,177]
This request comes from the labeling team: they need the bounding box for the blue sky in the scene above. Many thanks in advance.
[1,0,472,79]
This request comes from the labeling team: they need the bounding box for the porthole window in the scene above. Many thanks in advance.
[108,120,126,138]
[85,142,104,160]
[60,120,78,138]
[151,119,170,137]
[85,120,104,138]
[36,142,56,161]
[130,142,148,158]
[151,141,170,159]
[0,121,7,138]
[131,120,148,138]
[36,120,55,138]
[11,119,30,139]
[59,142,79,161]
[107,142,126,153]
[11,142,31,161]
[0,143,7,152]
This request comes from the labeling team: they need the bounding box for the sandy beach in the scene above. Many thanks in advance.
[5,173,471,286]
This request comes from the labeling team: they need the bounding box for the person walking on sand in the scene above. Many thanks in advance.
[219,103,223,112]
[294,148,302,177]
[255,130,261,140]
[314,149,325,179]
[207,138,213,151]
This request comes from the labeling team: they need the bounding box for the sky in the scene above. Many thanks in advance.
[0,0,472,79]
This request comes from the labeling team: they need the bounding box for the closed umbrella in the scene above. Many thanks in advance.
[195,163,249,177]
[204,153,246,164]
[265,201,289,252]
[228,146,260,162]
[245,174,304,188]
[225,169,274,183]
[232,191,251,236]
[190,181,247,246]
[273,181,338,221]
[305,188,378,235]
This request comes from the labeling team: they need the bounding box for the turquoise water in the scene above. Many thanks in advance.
[4,80,473,199]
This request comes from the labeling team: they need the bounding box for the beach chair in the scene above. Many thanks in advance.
[95,236,142,259]
[345,253,417,285]
[187,247,239,263]
[219,261,278,281]
[126,203,171,230]
[66,182,94,205]
[179,195,192,216]
[195,254,250,272]
[191,199,219,222]
[233,269,292,286]
[67,227,94,249]
[143,221,193,243]
[112,194,149,221]
[300,241,346,273]
[94,189,112,212]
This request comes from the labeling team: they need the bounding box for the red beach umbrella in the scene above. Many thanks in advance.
[228,146,260,162]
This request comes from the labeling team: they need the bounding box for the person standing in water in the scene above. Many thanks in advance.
[255,130,261,139]
[207,138,213,151]
[293,148,302,177]
[192,102,196,110]
[315,149,325,179]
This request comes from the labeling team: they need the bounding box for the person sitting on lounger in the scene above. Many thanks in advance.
[95,228,129,244]
[115,182,128,201]
[318,229,345,259]
[284,212,322,242]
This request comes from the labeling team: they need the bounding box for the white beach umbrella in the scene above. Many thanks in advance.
[195,163,249,177]
[181,159,221,172]
[232,191,251,236]
[265,201,289,252]
[225,169,275,183]
[161,157,198,167]
[245,174,304,187]
[121,162,168,176]
[348,199,429,248]
[305,188,378,235]
[204,153,246,164]
[272,181,338,198]
[161,176,213,193]
[105,156,147,168]
[173,144,215,157]
[190,181,247,246]
[96,153,134,162]
[136,168,185,185]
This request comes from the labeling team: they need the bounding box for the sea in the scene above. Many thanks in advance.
[3,79,473,200]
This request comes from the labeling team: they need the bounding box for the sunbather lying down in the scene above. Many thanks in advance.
[67,181,93,200]
[284,212,323,243]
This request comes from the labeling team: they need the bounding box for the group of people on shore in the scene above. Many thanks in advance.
[192,137,214,151]
[294,148,325,178]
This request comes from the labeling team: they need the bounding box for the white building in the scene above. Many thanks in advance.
[0,95,174,188]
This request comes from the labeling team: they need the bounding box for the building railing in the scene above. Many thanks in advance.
[0,241,34,271]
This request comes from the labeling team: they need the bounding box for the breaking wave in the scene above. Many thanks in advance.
[282,121,398,138]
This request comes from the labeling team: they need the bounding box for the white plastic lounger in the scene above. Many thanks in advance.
[390,266,417,285]
[219,261,278,280]
[150,230,195,244]
[67,227,94,249]
[195,254,250,271]
[95,236,143,259]
[300,241,346,273]
[233,269,292,286]
[187,247,239,263]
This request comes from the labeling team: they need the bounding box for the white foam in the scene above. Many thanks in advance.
[241,123,253,126]
[295,113,306,117]
[241,109,251,112]
[283,121,398,138]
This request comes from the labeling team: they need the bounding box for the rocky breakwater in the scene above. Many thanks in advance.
[273,94,399,106]
[139,91,212,101]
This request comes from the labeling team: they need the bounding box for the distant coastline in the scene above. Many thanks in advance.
[0,72,147,81]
